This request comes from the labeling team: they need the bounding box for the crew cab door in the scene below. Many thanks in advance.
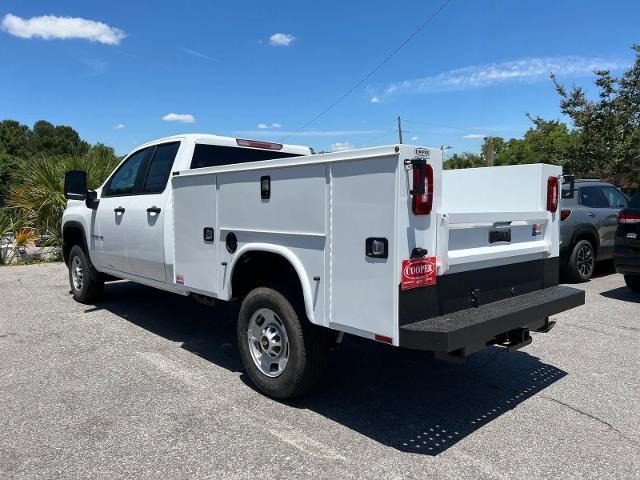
[92,147,153,273]
[124,142,180,282]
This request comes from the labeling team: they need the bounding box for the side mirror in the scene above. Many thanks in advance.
[64,170,88,201]
[85,190,100,210]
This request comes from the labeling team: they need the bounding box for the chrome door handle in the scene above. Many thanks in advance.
[586,212,595,217]
[147,206,161,215]
[114,207,125,214]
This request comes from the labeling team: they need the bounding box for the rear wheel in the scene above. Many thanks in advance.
[624,274,640,293]
[68,245,104,304]
[563,239,595,283]
[237,287,329,399]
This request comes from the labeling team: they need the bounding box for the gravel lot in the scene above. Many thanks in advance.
[1,262,639,479]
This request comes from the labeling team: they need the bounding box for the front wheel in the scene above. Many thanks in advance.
[237,287,329,399]
[624,274,640,293]
[68,245,104,304]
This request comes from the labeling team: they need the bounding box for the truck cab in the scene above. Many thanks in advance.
[62,135,310,288]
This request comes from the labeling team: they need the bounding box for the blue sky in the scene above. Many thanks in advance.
[1,0,638,155]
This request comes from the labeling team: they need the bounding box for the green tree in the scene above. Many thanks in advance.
[551,44,640,184]
[444,152,484,169]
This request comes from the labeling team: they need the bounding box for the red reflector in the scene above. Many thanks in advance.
[236,138,283,150]
[412,164,434,215]
[547,176,559,213]
[560,209,571,221]
[374,334,393,344]
[618,211,640,224]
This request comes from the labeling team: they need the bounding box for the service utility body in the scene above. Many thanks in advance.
[62,134,585,398]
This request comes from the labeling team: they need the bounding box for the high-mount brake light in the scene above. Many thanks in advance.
[236,138,283,150]
[547,176,559,213]
[560,209,572,221]
[411,162,434,215]
[618,211,640,224]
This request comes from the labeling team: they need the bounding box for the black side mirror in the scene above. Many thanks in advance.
[64,170,88,200]
[85,190,100,210]
[562,175,575,199]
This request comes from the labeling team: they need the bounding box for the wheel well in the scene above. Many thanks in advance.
[62,224,86,266]
[231,251,303,303]
[573,229,598,253]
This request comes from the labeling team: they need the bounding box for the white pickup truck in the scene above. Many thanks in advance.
[62,134,584,398]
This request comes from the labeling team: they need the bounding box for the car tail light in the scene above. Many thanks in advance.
[618,211,640,224]
[236,138,283,150]
[411,162,434,215]
[560,209,571,221]
[547,176,559,213]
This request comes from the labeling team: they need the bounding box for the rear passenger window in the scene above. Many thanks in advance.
[190,144,300,169]
[143,142,180,193]
[602,187,628,208]
[579,187,609,208]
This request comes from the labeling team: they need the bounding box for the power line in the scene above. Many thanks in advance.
[280,0,454,141]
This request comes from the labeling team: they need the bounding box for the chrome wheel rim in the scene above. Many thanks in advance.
[247,308,289,378]
[71,256,83,291]
[576,245,594,278]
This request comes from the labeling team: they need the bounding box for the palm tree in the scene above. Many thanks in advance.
[8,146,119,248]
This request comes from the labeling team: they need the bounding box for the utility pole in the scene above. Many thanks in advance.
[397,116,403,144]
[483,136,494,166]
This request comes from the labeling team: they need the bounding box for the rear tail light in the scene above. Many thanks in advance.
[618,211,640,224]
[560,209,572,221]
[411,162,434,215]
[547,176,559,213]
[236,138,283,150]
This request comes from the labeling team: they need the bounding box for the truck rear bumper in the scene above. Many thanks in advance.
[399,285,585,353]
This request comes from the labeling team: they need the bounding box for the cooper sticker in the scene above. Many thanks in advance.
[414,147,430,158]
[401,257,436,290]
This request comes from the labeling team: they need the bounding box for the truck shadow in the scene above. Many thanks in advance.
[92,280,567,456]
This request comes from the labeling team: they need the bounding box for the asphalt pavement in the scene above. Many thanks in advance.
[1,262,638,479]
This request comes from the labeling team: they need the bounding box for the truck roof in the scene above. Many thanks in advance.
[137,133,312,156]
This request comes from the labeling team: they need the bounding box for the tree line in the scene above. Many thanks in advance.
[0,120,120,259]
[445,44,640,188]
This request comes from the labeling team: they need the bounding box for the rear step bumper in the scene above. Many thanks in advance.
[399,285,585,356]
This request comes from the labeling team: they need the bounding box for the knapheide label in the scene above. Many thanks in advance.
[401,257,436,290]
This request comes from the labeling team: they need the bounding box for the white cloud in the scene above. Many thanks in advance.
[183,48,220,63]
[331,142,354,152]
[370,96,381,104]
[269,33,295,47]
[271,123,282,128]
[113,123,125,130]
[162,113,195,123]
[463,134,484,139]
[411,136,419,141]
[236,129,379,138]
[257,122,283,129]
[1,13,126,45]
[257,123,269,129]
[377,56,631,97]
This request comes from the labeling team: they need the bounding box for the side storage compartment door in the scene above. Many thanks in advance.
[172,173,218,294]
[329,156,398,341]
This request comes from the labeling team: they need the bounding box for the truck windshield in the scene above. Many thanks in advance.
[190,144,301,169]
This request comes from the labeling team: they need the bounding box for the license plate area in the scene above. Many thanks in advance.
[489,228,511,244]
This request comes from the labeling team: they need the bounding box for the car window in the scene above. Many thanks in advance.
[104,148,150,196]
[629,192,640,208]
[579,186,609,208]
[602,187,628,208]
[190,144,300,169]
[143,142,180,194]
